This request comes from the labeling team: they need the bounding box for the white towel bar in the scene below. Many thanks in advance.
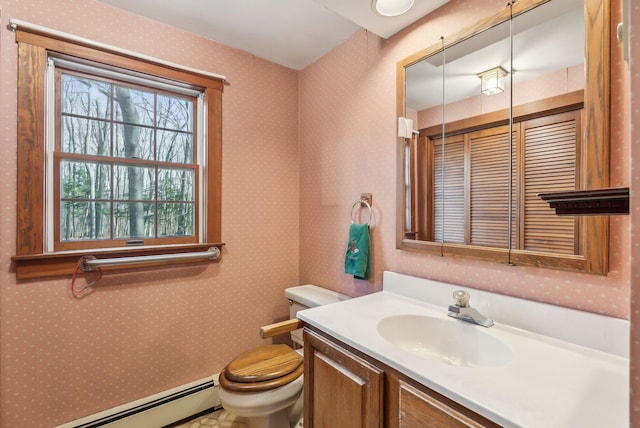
[80,247,220,271]
[350,198,374,227]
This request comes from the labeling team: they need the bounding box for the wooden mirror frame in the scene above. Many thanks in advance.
[395,0,610,274]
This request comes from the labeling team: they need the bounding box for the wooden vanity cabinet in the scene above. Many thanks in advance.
[303,328,502,428]
[398,381,494,428]
[303,328,384,427]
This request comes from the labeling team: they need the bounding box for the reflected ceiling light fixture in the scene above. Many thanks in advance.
[478,66,508,96]
[373,0,415,17]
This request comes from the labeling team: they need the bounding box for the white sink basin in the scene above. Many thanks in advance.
[299,279,629,427]
[376,314,512,367]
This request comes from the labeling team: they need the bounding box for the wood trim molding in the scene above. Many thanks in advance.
[12,243,225,280]
[538,187,629,215]
[395,0,611,274]
[16,42,46,256]
[11,19,225,89]
[11,26,225,279]
[421,90,584,138]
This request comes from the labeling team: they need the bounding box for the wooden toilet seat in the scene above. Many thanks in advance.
[219,344,304,392]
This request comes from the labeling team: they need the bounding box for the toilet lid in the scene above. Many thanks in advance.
[219,363,304,392]
[225,344,303,383]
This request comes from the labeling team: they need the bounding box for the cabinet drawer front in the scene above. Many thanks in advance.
[399,381,497,428]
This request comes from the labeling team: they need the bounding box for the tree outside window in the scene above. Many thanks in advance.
[57,72,197,249]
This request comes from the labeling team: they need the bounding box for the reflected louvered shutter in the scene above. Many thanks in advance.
[522,112,578,254]
[468,126,511,248]
[433,135,465,243]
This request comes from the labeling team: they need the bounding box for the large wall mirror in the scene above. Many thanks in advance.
[396,0,610,274]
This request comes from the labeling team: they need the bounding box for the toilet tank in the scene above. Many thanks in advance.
[285,285,350,348]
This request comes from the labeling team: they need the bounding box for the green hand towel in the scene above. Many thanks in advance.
[344,223,370,279]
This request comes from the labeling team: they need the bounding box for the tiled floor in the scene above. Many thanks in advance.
[173,409,247,428]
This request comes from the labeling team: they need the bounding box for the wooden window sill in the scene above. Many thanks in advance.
[11,243,224,280]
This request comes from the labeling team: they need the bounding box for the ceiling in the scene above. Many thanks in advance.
[96,0,449,70]
[405,0,584,111]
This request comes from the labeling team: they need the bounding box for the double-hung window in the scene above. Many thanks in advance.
[52,59,201,250]
[12,22,224,279]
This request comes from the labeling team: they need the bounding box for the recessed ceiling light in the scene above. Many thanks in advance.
[373,0,415,17]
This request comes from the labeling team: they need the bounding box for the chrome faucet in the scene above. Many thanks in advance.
[447,290,494,328]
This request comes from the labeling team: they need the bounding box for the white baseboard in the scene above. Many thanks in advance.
[55,374,221,428]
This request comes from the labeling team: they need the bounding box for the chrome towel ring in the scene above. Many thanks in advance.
[350,198,374,227]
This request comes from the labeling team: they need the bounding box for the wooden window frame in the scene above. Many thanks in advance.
[12,28,224,280]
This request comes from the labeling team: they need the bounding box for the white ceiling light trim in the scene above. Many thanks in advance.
[373,0,415,17]
[314,0,450,39]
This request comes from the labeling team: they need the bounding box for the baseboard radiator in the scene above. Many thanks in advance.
[55,375,221,428]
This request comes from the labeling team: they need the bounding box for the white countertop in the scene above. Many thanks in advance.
[297,287,629,427]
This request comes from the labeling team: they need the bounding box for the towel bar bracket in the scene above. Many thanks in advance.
[360,193,372,207]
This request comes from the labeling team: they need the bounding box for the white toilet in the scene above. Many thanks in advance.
[218,285,349,428]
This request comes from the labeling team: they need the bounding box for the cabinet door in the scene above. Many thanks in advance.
[399,381,498,428]
[304,329,384,428]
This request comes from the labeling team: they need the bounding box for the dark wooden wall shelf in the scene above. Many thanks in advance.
[538,187,629,216]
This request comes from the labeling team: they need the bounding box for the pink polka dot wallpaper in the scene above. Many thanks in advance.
[299,0,629,316]
[417,65,585,129]
[0,0,300,425]
[0,0,637,426]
